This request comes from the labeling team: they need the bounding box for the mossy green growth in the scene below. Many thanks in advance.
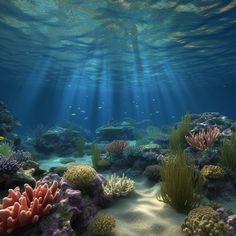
[220,132,236,172]
[146,126,161,139]
[0,142,13,158]
[169,114,192,154]
[141,143,160,152]
[91,144,110,169]
[76,136,85,156]
[157,152,203,213]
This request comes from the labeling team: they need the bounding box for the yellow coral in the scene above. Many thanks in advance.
[181,206,231,236]
[200,165,224,179]
[63,164,96,188]
[90,215,116,235]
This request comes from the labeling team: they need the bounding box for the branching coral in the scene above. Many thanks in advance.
[106,140,128,157]
[181,206,231,236]
[63,164,97,188]
[0,156,21,175]
[200,165,224,179]
[89,215,116,235]
[0,181,60,234]
[185,127,220,151]
[104,173,135,197]
[158,152,203,213]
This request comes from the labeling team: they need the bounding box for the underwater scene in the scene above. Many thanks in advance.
[1,0,236,235]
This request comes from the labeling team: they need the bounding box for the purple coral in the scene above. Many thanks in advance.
[0,156,21,175]
[10,150,31,163]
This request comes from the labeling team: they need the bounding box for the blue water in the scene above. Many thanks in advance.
[0,1,236,133]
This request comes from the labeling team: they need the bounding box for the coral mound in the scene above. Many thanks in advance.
[90,215,116,235]
[0,181,60,234]
[200,165,224,179]
[63,164,97,188]
[104,173,135,197]
[181,206,231,236]
[106,140,128,157]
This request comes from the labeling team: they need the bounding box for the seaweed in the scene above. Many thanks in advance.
[220,132,236,172]
[157,152,203,213]
[76,136,85,157]
[0,142,13,158]
[169,114,192,154]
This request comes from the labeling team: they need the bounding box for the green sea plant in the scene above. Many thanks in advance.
[220,132,236,171]
[0,142,13,158]
[169,114,192,154]
[146,126,161,139]
[89,215,116,235]
[91,144,111,169]
[157,152,203,213]
[76,136,85,156]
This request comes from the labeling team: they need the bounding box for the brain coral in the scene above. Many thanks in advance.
[63,164,96,188]
[200,165,224,179]
[181,206,231,236]
[90,215,116,235]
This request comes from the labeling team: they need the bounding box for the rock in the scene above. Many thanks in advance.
[34,127,83,155]
[96,125,134,141]
[60,158,76,164]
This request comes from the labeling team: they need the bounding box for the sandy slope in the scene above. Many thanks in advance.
[91,179,185,236]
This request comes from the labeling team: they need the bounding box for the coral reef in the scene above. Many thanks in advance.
[89,215,116,235]
[200,165,224,179]
[106,140,128,158]
[185,127,221,151]
[0,181,60,234]
[63,164,97,188]
[104,173,135,197]
[181,206,232,236]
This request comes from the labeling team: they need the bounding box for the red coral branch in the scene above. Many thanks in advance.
[0,181,60,234]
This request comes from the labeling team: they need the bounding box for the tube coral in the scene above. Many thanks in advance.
[0,181,60,234]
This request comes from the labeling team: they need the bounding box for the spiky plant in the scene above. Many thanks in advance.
[169,114,192,154]
[221,132,236,172]
[157,152,203,213]
[0,142,13,158]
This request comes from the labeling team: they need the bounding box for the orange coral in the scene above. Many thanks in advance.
[106,140,128,157]
[0,181,60,234]
[185,127,220,151]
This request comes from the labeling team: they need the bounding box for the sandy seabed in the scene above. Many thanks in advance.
[87,179,185,236]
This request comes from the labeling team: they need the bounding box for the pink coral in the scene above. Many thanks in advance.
[185,127,220,151]
[0,181,60,234]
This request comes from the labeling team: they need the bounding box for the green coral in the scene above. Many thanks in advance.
[76,136,85,156]
[146,126,161,139]
[169,114,192,154]
[141,143,160,152]
[104,173,135,197]
[157,152,203,213]
[181,206,231,236]
[221,132,236,171]
[200,165,224,179]
[63,164,96,188]
[90,215,116,235]
[0,142,13,158]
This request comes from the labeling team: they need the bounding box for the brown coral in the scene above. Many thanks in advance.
[106,140,128,157]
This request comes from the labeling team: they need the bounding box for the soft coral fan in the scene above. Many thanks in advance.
[0,181,60,234]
